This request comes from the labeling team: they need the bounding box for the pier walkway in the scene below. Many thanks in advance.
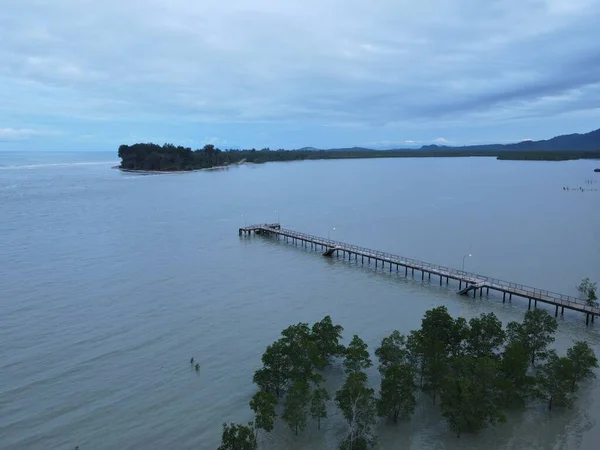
[239,223,600,325]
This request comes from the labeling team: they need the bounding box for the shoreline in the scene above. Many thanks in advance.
[114,161,252,174]
[114,154,600,174]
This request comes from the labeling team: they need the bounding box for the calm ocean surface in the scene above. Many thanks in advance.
[1,151,599,450]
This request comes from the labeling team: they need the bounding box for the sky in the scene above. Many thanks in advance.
[1,0,599,151]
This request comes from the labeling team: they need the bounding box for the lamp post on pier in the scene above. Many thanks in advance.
[462,253,472,271]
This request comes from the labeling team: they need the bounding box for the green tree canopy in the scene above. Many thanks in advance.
[506,309,557,366]
[253,339,290,398]
[249,390,277,437]
[310,387,330,430]
[497,340,536,409]
[577,277,598,307]
[377,363,417,423]
[566,340,599,389]
[282,380,311,435]
[311,315,345,369]
[217,422,257,450]
[439,356,505,437]
[465,313,506,358]
[537,350,577,411]
[374,330,409,371]
[335,371,377,449]
[344,335,372,373]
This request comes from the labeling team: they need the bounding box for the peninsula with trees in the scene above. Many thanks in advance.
[217,307,598,450]
[118,128,600,172]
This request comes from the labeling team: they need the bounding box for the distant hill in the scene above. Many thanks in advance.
[417,128,600,152]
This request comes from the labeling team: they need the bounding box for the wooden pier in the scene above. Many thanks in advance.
[240,223,600,325]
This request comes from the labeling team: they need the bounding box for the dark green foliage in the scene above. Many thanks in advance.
[374,330,409,371]
[577,277,598,307]
[375,331,417,423]
[310,387,330,430]
[497,340,536,408]
[465,313,506,358]
[253,340,290,398]
[567,340,598,389]
[280,323,322,384]
[377,363,417,423]
[249,390,277,436]
[217,422,257,450]
[419,306,465,404]
[537,350,577,411]
[311,315,345,369]
[506,309,557,366]
[344,335,372,373]
[439,356,505,437]
[335,371,377,448]
[282,381,311,435]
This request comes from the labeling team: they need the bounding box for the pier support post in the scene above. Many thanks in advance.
[586,314,590,326]
[421,271,424,281]
[440,276,442,286]
[486,287,489,295]
[473,288,477,298]
[528,298,531,310]
[362,255,364,264]
[405,267,407,276]
[480,288,483,298]
[503,292,506,303]
[593,315,595,324]
[390,263,392,272]
[446,277,449,285]
[555,305,559,317]
[534,299,537,308]
[428,273,431,281]
[412,268,414,277]
[561,306,564,315]
[375,260,377,268]
[459,280,462,289]
[509,293,512,302]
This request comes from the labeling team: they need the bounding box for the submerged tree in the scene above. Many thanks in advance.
[377,363,417,423]
[566,340,599,389]
[439,355,505,437]
[506,309,557,366]
[249,390,277,438]
[217,422,257,450]
[374,330,410,370]
[497,340,536,409]
[419,306,464,404]
[465,313,506,359]
[375,331,417,423]
[310,387,330,430]
[336,371,377,449]
[577,277,598,307]
[282,380,311,435]
[311,315,345,369]
[537,350,577,411]
[344,335,372,373]
[253,340,290,398]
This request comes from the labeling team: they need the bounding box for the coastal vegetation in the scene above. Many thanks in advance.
[118,128,600,172]
[578,277,598,307]
[218,308,597,448]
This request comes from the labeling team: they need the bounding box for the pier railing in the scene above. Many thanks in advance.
[265,226,592,310]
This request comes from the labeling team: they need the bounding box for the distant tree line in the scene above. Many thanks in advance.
[218,308,598,449]
[117,143,600,172]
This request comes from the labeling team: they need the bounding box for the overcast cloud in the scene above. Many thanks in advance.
[1,0,599,150]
